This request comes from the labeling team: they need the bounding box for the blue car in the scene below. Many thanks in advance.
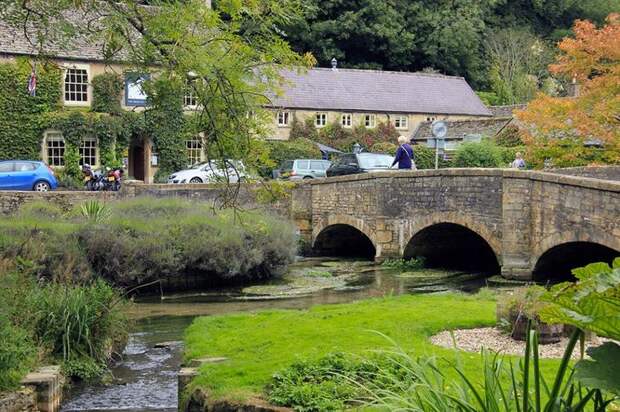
[0,160,58,191]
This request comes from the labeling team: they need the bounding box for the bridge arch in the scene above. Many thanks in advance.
[532,232,620,281]
[312,215,376,259]
[403,217,501,273]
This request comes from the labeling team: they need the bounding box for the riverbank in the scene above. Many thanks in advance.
[184,292,560,408]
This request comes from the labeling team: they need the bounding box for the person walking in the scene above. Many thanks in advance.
[391,135,415,170]
[511,152,526,169]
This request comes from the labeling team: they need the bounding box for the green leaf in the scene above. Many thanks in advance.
[574,342,620,395]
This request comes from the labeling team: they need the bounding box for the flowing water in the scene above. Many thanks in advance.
[61,259,495,412]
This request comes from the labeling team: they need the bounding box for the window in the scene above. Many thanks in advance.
[79,138,97,166]
[186,139,203,165]
[296,160,310,170]
[184,91,197,108]
[311,161,326,170]
[315,113,327,127]
[364,114,376,128]
[46,132,65,166]
[426,116,436,122]
[0,162,14,172]
[64,67,89,104]
[394,115,408,129]
[277,111,290,127]
[14,162,37,172]
[341,114,352,128]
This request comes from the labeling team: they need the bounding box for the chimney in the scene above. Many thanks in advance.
[567,76,580,97]
[331,57,338,71]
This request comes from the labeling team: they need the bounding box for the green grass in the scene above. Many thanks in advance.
[184,293,559,403]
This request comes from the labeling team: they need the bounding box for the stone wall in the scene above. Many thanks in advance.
[0,191,120,215]
[547,166,620,181]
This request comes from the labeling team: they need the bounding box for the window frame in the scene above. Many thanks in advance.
[277,111,290,127]
[79,137,98,166]
[394,115,408,130]
[315,112,327,128]
[44,131,66,167]
[186,138,204,166]
[184,91,198,109]
[341,113,352,128]
[364,114,376,129]
[62,64,90,107]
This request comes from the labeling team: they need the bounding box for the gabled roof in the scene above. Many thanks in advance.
[269,68,493,117]
[411,118,512,141]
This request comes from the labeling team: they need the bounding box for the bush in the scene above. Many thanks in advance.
[0,317,37,391]
[412,145,451,169]
[369,142,397,154]
[260,138,322,177]
[0,198,298,288]
[452,140,503,168]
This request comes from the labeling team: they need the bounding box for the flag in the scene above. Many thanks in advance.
[27,67,37,97]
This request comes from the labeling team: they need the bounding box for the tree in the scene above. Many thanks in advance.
[516,14,620,168]
[1,0,315,187]
[485,29,553,104]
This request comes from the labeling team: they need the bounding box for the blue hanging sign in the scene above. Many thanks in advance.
[125,73,150,106]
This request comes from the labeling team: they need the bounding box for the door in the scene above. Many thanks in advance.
[12,161,38,190]
[130,145,145,181]
[310,160,327,178]
[0,161,15,189]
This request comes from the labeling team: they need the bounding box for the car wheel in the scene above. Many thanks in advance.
[303,176,313,180]
[33,181,51,192]
[189,177,203,183]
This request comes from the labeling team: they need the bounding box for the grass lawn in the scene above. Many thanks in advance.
[184,292,560,403]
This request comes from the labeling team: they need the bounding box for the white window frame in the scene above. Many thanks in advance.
[394,115,408,130]
[62,64,90,107]
[277,111,290,127]
[315,112,327,128]
[364,114,376,128]
[44,131,66,167]
[184,91,198,109]
[79,137,98,166]
[341,113,352,128]
[186,138,204,166]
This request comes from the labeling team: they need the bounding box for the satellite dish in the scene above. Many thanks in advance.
[431,121,447,139]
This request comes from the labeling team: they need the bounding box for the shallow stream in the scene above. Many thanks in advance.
[60,258,495,412]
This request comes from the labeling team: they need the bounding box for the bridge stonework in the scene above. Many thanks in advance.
[303,169,620,280]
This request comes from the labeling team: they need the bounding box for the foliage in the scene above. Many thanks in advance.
[452,140,503,168]
[183,293,500,401]
[412,145,452,169]
[517,14,620,168]
[0,316,37,391]
[369,141,397,154]
[91,73,123,114]
[496,286,550,333]
[485,29,553,104]
[80,200,111,223]
[0,198,298,287]
[0,260,128,385]
[290,118,399,153]
[476,91,503,106]
[381,257,425,271]
[0,61,61,161]
[494,125,525,147]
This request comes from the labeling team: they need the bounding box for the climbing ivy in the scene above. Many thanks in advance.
[91,73,123,114]
[0,60,61,160]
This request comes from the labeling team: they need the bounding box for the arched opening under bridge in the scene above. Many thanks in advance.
[404,223,500,273]
[533,242,619,282]
[313,224,376,260]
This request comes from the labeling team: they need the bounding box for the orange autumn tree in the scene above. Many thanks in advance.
[516,14,620,168]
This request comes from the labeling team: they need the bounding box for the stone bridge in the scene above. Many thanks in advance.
[290,168,620,281]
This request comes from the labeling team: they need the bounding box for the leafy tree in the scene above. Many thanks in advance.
[517,14,620,167]
[452,140,503,168]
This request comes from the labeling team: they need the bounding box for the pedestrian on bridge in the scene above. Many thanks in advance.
[392,135,416,170]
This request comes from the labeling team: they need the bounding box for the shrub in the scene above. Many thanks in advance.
[412,145,452,169]
[452,140,503,168]
[264,138,322,176]
[369,142,397,154]
[0,316,37,391]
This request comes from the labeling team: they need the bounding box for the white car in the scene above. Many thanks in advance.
[167,160,248,184]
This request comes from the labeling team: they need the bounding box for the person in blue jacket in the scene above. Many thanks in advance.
[391,135,415,170]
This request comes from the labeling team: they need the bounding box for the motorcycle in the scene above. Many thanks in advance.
[82,164,123,191]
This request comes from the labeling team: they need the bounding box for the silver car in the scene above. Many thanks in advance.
[277,159,331,180]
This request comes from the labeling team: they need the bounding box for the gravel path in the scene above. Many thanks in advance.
[430,327,610,359]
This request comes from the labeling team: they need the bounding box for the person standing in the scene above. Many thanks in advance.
[511,152,526,169]
[391,135,415,170]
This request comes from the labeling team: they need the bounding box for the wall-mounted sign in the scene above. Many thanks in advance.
[125,73,150,106]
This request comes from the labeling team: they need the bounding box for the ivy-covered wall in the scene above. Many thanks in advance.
[0,60,61,161]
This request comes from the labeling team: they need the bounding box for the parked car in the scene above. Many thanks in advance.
[0,160,58,191]
[276,159,332,180]
[326,153,395,177]
[168,160,248,184]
